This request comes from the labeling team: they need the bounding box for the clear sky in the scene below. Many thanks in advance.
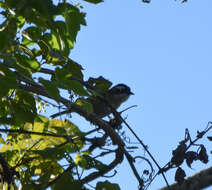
[70,0,212,189]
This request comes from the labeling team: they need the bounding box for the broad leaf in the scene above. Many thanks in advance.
[39,79,60,102]
[52,172,82,190]
[96,181,120,190]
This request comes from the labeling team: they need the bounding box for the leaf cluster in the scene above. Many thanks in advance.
[0,0,121,189]
[159,128,211,186]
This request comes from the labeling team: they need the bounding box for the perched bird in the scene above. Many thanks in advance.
[90,83,134,118]
[51,83,134,118]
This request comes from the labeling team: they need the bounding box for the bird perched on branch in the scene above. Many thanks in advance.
[90,83,134,118]
[51,83,134,118]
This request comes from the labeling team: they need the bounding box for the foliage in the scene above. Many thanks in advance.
[0,0,121,189]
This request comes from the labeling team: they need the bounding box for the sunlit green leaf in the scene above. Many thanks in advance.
[15,54,40,72]
[22,26,42,42]
[17,15,26,29]
[43,33,60,50]
[0,134,5,144]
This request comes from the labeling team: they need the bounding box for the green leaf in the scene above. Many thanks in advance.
[75,154,106,170]
[29,0,55,19]
[15,90,37,113]
[38,40,50,56]
[65,5,86,43]
[11,90,37,124]
[66,80,88,96]
[65,59,84,79]
[22,26,42,43]
[22,184,38,190]
[17,15,26,29]
[10,101,36,124]
[52,172,82,190]
[32,147,66,161]
[96,181,120,190]
[54,69,88,95]
[15,54,40,72]
[87,76,112,92]
[0,134,5,144]
[0,64,17,97]
[38,172,51,188]
[39,79,60,102]
[75,154,87,168]
[83,0,104,4]
[76,98,93,114]
[54,21,74,55]
[0,31,9,50]
[55,67,71,80]
[42,33,60,50]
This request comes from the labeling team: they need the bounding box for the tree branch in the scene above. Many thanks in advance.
[159,167,212,190]
[81,147,124,184]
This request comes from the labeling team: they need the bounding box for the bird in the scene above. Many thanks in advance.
[90,83,134,118]
[51,83,134,118]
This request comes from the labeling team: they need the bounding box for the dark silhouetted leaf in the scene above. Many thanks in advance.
[185,151,198,168]
[171,142,187,167]
[96,180,120,190]
[175,167,186,185]
[197,130,205,138]
[142,0,151,3]
[198,145,208,164]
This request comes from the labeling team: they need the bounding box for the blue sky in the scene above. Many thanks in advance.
[70,0,212,189]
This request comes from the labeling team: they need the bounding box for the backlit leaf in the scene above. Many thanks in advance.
[96,181,120,190]
[39,79,60,102]
[52,172,82,190]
